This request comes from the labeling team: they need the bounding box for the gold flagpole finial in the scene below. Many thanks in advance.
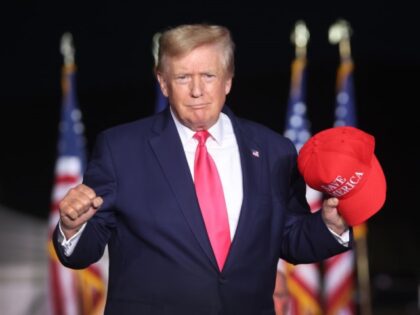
[328,19,353,60]
[290,20,310,59]
[60,32,75,66]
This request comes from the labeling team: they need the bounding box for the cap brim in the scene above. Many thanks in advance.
[338,155,387,226]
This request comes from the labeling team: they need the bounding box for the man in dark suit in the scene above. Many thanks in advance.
[54,24,350,315]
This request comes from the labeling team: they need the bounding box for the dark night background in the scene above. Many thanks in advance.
[1,1,419,313]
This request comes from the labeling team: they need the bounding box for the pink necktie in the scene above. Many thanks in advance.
[194,130,231,271]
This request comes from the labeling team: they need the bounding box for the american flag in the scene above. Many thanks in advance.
[324,57,360,315]
[47,60,107,315]
[277,57,323,315]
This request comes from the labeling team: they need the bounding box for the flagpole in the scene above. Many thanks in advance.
[152,32,161,69]
[329,20,373,315]
[151,32,168,113]
[60,32,76,98]
[280,21,324,315]
[47,31,80,315]
[53,32,108,315]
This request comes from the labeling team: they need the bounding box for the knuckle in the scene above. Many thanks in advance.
[58,199,66,211]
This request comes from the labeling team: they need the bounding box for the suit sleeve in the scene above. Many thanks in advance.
[278,139,351,264]
[53,131,117,269]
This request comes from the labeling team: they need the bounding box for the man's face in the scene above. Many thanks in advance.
[157,44,232,131]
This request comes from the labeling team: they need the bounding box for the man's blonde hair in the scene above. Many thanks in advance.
[154,24,235,77]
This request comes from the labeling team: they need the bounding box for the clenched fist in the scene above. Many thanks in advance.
[59,183,103,239]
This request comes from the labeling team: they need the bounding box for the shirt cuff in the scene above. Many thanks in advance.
[58,222,87,256]
[328,228,350,247]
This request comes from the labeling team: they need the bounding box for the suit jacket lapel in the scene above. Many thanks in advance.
[222,107,263,271]
[148,110,218,270]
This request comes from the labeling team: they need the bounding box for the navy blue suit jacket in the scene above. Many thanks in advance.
[54,106,349,315]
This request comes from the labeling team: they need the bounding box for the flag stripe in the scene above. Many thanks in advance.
[325,251,354,293]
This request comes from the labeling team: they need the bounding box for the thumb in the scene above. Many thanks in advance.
[325,197,339,210]
[92,196,103,209]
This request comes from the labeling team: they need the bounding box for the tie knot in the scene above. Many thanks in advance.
[194,130,210,146]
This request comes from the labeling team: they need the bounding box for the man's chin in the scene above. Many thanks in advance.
[185,117,217,131]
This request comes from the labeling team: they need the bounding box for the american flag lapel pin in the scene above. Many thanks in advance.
[251,149,260,158]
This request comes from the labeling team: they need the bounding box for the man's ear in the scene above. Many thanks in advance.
[225,77,233,95]
[156,73,169,97]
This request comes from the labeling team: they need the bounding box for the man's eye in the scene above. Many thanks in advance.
[175,75,189,83]
[203,74,216,80]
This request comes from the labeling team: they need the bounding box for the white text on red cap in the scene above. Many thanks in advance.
[321,171,364,198]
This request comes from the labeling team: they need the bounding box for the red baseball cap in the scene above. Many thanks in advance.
[297,126,386,226]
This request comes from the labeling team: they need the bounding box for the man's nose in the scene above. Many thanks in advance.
[190,76,204,97]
